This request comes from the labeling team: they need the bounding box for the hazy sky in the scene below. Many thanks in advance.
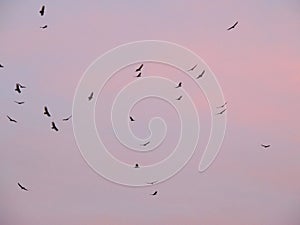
[0,1,300,225]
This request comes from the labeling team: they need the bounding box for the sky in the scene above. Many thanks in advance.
[0,0,300,225]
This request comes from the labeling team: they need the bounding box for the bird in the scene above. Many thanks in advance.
[7,115,17,123]
[196,70,205,79]
[62,115,72,121]
[18,182,28,191]
[151,191,158,196]
[188,64,197,71]
[216,108,227,115]
[176,95,183,101]
[141,141,150,146]
[134,163,139,168]
[135,72,141,77]
[261,144,271,149]
[39,5,45,16]
[43,106,51,117]
[217,102,227,108]
[175,82,182,88]
[227,21,238,31]
[15,83,26,94]
[88,92,94,101]
[147,181,158,185]
[0,64,4,68]
[14,101,25,105]
[51,122,59,131]
[130,116,135,122]
[40,25,48,29]
[135,64,144,72]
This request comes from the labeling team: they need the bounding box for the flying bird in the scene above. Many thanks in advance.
[227,21,238,31]
[62,115,72,121]
[51,122,59,131]
[7,115,17,123]
[216,108,227,115]
[141,141,150,146]
[15,83,26,93]
[135,64,144,72]
[0,64,4,68]
[135,72,141,78]
[18,183,28,191]
[130,116,135,122]
[39,5,45,16]
[43,106,51,117]
[188,64,197,71]
[217,102,227,108]
[261,144,271,149]
[151,191,158,196]
[176,95,183,101]
[14,101,25,105]
[40,25,48,29]
[196,70,205,79]
[175,82,182,88]
[134,163,139,168]
[88,92,94,101]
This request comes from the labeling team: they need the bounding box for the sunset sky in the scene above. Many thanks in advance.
[0,0,300,225]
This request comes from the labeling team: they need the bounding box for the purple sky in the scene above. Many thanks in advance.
[0,0,300,224]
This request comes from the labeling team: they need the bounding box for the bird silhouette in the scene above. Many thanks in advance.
[0,64,4,68]
[44,106,51,117]
[261,144,271,148]
[15,83,26,94]
[188,64,197,71]
[175,82,182,88]
[14,101,25,105]
[216,108,227,115]
[227,21,238,31]
[176,95,183,100]
[196,70,205,79]
[135,72,141,78]
[51,122,59,131]
[7,115,17,123]
[62,115,72,121]
[39,5,45,16]
[130,116,135,122]
[135,64,144,72]
[88,92,94,101]
[18,182,28,191]
[151,191,158,196]
[217,102,227,108]
[40,25,48,29]
[141,141,150,146]
[134,163,139,168]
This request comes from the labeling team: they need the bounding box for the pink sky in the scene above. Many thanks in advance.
[0,0,300,225]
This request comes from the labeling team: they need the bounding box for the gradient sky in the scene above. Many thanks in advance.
[0,0,300,225]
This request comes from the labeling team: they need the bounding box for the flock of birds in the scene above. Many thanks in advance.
[0,6,271,197]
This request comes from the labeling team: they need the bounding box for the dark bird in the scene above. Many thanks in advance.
[216,108,227,115]
[147,181,158,185]
[217,102,227,108]
[15,83,26,93]
[0,64,4,68]
[135,64,144,72]
[188,64,197,71]
[261,144,271,149]
[130,116,135,122]
[51,122,59,131]
[227,21,238,31]
[196,70,205,79]
[141,141,150,146]
[14,101,25,105]
[7,115,17,123]
[134,163,139,168]
[88,92,94,101]
[151,191,158,196]
[175,82,182,88]
[39,5,45,16]
[18,183,28,191]
[62,115,72,121]
[135,72,141,78]
[43,106,51,117]
[176,95,183,101]
[40,25,48,29]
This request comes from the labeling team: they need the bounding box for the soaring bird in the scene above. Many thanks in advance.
[135,72,141,78]
[135,64,144,72]
[62,115,72,121]
[134,163,139,168]
[141,141,150,146]
[7,115,17,123]
[88,92,94,101]
[188,64,197,71]
[130,116,135,122]
[216,108,227,115]
[175,82,182,88]
[0,64,3,68]
[217,102,227,108]
[14,101,25,105]
[40,25,48,29]
[151,191,158,196]
[18,182,28,191]
[176,95,183,101]
[261,144,271,149]
[196,70,205,79]
[15,83,26,94]
[51,122,59,131]
[39,5,45,16]
[43,106,51,117]
[227,21,238,31]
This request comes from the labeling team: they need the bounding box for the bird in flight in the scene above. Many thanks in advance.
[135,64,144,72]
[39,5,45,16]
[40,25,48,29]
[175,82,182,88]
[141,141,150,146]
[62,115,72,121]
[176,95,183,101]
[134,163,139,168]
[7,115,17,123]
[227,21,238,31]
[88,92,94,101]
[43,106,51,117]
[216,108,227,115]
[130,116,135,122]
[196,70,205,79]
[188,64,197,71]
[261,144,271,149]
[18,183,29,191]
[147,181,158,185]
[15,83,26,94]
[217,102,227,108]
[14,101,25,105]
[51,122,59,131]
[135,72,141,78]
[0,64,4,68]
[151,191,158,196]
